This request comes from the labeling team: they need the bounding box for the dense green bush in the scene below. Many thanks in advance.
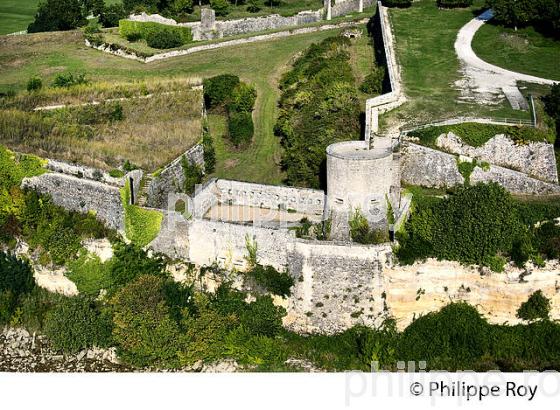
[487,0,560,37]
[227,83,257,113]
[28,0,87,33]
[44,296,113,353]
[360,67,385,95]
[146,27,184,49]
[533,221,560,260]
[246,264,294,297]
[203,74,240,109]
[239,295,286,337]
[0,252,35,299]
[181,155,203,194]
[517,290,551,321]
[397,183,524,267]
[118,20,192,47]
[109,243,167,291]
[26,77,42,93]
[111,275,183,367]
[437,0,473,8]
[276,36,361,188]
[228,111,254,146]
[398,303,491,369]
[52,73,89,88]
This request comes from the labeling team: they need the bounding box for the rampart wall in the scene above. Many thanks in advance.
[400,142,560,195]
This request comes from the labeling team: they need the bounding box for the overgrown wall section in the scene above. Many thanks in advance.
[436,132,558,184]
[22,173,125,231]
[147,143,204,209]
[401,142,560,195]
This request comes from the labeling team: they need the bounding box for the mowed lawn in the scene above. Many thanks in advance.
[472,23,560,81]
[0,0,39,35]
[0,27,342,184]
[385,0,530,128]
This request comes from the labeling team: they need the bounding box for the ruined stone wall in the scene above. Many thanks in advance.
[286,239,393,334]
[22,173,125,231]
[147,143,204,209]
[436,132,559,184]
[401,142,560,195]
[187,219,294,271]
[46,159,125,187]
[215,180,325,216]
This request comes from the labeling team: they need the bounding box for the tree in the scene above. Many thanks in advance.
[0,252,35,298]
[109,243,168,290]
[210,0,230,16]
[181,156,203,194]
[517,290,551,321]
[28,0,87,33]
[123,0,160,13]
[99,3,128,28]
[202,124,216,174]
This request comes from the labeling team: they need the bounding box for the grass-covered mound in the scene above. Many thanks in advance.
[408,122,556,148]
[275,35,363,188]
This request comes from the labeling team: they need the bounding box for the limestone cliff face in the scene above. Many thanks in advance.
[383,259,560,330]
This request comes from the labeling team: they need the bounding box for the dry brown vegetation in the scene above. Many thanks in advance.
[0,85,203,171]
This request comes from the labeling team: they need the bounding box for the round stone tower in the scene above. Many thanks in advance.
[325,140,394,241]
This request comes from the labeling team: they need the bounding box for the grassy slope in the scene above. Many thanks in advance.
[384,0,530,129]
[0,27,341,184]
[471,23,560,82]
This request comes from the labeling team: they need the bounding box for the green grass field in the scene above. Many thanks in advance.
[0,0,39,35]
[472,23,560,81]
[385,0,532,129]
[0,0,122,35]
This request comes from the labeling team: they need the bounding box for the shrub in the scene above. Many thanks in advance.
[483,254,507,273]
[109,243,167,291]
[28,0,86,33]
[227,83,257,113]
[26,77,43,93]
[44,296,113,353]
[360,67,385,95]
[533,221,560,260]
[397,183,524,266]
[436,0,473,8]
[52,72,89,88]
[382,0,412,7]
[398,303,491,369]
[203,74,240,109]
[517,290,551,321]
[239,295,286,337]
[111,275,183,367]
[228,111,254,146]
[125,32,142,42]
[202,124,216,174]
[210,0,230,16]
[349,209,389,244]
[246,264,294,297]
[181,156,203,195]
[0,252,35,299]
[146,28,183,49]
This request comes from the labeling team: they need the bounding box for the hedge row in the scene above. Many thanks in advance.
[118,20,192,49]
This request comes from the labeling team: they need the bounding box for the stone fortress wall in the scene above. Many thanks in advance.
[21,160,144,232]
[21,2,560,334]
[128,0,374,43]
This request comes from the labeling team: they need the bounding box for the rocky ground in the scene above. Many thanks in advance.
[0,327,128,372]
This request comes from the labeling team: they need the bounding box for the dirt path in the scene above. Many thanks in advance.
[454,9,557,106]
